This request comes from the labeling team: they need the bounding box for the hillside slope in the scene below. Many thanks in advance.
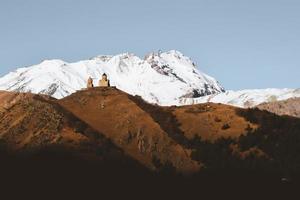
[59,87,300,178]
[59,87,200,174]
[257,97,300,118]
[0,90,136,164]
[1,88,300,183]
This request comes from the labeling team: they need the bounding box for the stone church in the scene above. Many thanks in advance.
[86,73,110,89]
[87,76,94,88]
[98,73,110,87]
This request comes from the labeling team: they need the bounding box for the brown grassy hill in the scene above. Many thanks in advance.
[257,97,300,118]
[58,87,300,177]
[0,90,136,164]
[59,87,200,174]
[1,88,300,198]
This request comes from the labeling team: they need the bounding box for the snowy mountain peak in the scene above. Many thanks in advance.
[91,55,113,62]
[145,50,194,65]
[0,50,225,105]
[40,59,66,66]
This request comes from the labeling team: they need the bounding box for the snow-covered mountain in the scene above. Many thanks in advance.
[0,50,225,105]
[1,50,299,108]
[180,88,300,108]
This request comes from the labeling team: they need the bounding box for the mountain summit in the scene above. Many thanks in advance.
[0,50,224,105]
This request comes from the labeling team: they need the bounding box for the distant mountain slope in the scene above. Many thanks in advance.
[257,97,300,118]
[0,50,224,105]
[180,88,300,108]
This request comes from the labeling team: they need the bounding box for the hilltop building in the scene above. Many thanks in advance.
[86,74,110,89]
[87,77,94,88]
[99,73,110,87]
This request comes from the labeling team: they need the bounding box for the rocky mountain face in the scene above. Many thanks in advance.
[257,97,300,118]
[0,50,224,105]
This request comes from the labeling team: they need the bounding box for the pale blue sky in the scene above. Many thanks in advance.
[0,0,299,90]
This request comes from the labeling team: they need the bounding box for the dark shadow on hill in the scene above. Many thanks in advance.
[177,107,300,189]
[0,144,153,199]
[233,108,300,181]
[0,143,297,200]
[128,95,191,148]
